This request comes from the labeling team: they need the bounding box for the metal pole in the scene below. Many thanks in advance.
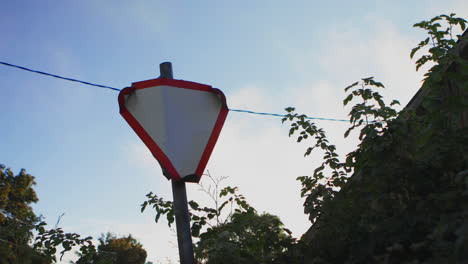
[159,62,195,264]
[171,180,195,264]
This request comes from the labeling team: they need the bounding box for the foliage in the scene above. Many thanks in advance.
[411,13,466,71]
[0,164,46,263]
[282,13,468,263]
[141,174,255,238]
[282,107,349,223]
[34,224,95,263]
[76,233,147,264]
[195,211,295,264]
[141,174,295,263]
[282,76,401,224]
[0,165,96,263]
[411,13,468,129]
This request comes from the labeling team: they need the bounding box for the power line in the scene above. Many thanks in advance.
[0,61,121,91]
[229,109,351,122]
[1,61,357,123]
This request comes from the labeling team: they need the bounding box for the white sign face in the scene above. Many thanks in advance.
[119,78,228,182]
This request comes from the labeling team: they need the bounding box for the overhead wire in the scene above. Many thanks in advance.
[229,109,352,122]
[1,61,358,123]
[0,61,121,91]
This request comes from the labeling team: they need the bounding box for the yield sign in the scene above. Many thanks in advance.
[118,78,228,182]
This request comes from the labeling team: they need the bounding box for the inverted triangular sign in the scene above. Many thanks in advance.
[118,78,228,183]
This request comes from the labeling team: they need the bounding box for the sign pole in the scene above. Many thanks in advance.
[159,62,196,264]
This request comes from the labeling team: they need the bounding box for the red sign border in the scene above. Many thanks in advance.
[118,78,228,182]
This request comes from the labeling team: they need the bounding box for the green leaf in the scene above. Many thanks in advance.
[188,200,199,210]
[285,107,295,113]
[344,129,351,138]
[155,212,161,223]
[218,200,229,213]
[167,213,174,226]
[141,201,147,213]
[410,47,420,59]
[305,147,313,157]
[345,81,359,92]
[343,94,353,105]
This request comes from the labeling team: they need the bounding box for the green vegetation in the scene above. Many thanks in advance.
[0,166,148,263]
[76,233,147,264]
[0,165,47,263]
[282,13,468,263]
[0,165,96,263]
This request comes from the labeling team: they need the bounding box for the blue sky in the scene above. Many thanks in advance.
[1,1,467,262]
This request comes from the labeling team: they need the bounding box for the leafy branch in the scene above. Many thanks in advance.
[410,13,468,128]
[33,222,96,262]
[343,77,399,139]
[281,108,349,222]
[411,13,467,71]
[141,175,255,237]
